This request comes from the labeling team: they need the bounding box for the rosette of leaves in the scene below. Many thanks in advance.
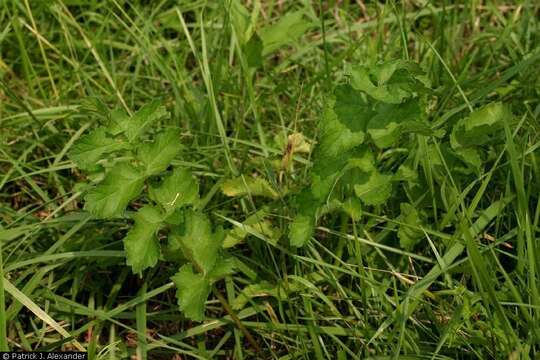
[69,100,234,320]
[289,60,432,247]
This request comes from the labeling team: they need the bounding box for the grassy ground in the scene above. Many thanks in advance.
[1,0,540,358]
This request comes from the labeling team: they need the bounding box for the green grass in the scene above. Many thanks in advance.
[1,0,540,358]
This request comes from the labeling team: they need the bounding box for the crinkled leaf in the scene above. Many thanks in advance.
[350,60,427,104]
[171,264,211,321]
[173,210,223,274]
[260,11,312,55]
[450,102,508,149]
[149,168,199,213]
[398,203,424,250]
[137,129,182,176]
[288,61,429,247]
[123,206,162,274]
[84,163,145,218]
[307,86,373,203]
[69,128,128,170]
[222,176,278,199]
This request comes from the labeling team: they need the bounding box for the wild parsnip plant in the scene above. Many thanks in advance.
[1,0,540,359]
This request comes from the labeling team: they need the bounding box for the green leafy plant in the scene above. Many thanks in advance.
[288,60,512,249]
[289,60,432,247]
[69,100,234,320]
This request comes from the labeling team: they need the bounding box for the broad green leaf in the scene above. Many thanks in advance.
[348,152,392,206]
[149,168,199,213]
[395,163,418,183]
[84,163,145,218]
[350,60,427,104]
[353,172,392,206]
[332,85,374,134]
[308,87,373,200]
[367,122,400,148]
[244,33,263,68]
[173,210,223,274]
[171,264,211,321]
[287,86,373,247]
[289,214,315,248]
[311,169,341,201]
[137,130,182,176]
[347,148,376,172]
[123,206,163,274]
[287,61,429,247]
[105,108,131,136]
[289,187,320,247]
[69,128,127,170]
[207,257,236,282]
[454,147,483,172]
[367,99,423,148]
[450,102,508,149]
[260,11,312,55]
[222,176,278,199]
[319,198,345,217]
[397,203,424,250]
[125,100,168,142]
[164,221,186,262]
[317,85,372,159]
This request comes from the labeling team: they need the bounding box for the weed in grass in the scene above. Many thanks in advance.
[1,1,540,359]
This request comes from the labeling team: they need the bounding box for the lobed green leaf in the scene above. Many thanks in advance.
[171,264,212,321]
[84,163,145,218]
[69,128,128,170]
[149,168,199,214]
[123,206,163,274]
[137,129,183,176]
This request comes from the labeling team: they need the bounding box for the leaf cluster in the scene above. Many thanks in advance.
[70,101,234,320]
